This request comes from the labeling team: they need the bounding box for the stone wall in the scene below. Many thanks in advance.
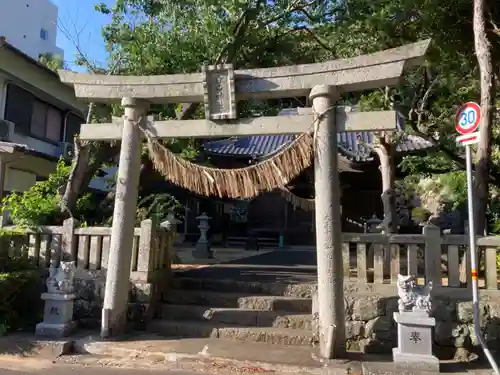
[2,219,174,330]
[73,276,103,326]
[313,291,500,359]
[68,271,164,329]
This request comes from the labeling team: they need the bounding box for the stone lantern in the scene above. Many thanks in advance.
[193,213,213,259]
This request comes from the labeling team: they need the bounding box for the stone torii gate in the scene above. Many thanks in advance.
[58,39,430,359]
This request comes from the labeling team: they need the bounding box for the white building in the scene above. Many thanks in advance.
[0,0,63,60]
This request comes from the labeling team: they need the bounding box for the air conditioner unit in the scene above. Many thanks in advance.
[0,119,14,141]
[59,142,75,158]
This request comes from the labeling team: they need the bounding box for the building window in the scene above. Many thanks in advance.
[46,106,63,141]
[4,84,33,134]
[4,84,64,143]
[64,113,84,143]
[30,100,62,142]
[30,100,47,138]
[40,28,48,40]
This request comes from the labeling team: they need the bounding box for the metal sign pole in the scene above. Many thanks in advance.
[465,143,500,375]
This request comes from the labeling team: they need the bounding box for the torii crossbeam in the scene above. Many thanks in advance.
[79,108,398,140]
[58,39,430,359]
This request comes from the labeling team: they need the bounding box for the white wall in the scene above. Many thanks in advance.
[4,167,37,192]
[0,0,63,59]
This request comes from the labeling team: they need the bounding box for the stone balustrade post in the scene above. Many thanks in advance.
[136,218,157,277]
[130,218,160,327]
[62,218,78,263]
[161,211,181,263]
[423,223,441,288]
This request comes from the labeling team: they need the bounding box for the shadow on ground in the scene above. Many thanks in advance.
[0,334,41,356]
[176,250,317,284]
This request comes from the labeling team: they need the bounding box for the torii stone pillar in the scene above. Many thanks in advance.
[101,98,149,337]
[310,85,345,358]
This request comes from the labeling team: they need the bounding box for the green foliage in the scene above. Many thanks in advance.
[86,0,500,230]
[0,228,25,238]
[135,193,180,225]
[38,53,65,72]
[487,189,500,234]
[99,191,181,226]
[411,207,431,224]
[435,172,468,212]
[96,0,329,74]
[1,159,97,226]
[0,248,43,335]
[402,171,467,220]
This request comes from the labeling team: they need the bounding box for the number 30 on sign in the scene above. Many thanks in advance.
[456,102,481,146]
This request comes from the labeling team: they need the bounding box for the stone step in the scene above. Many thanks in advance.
[163,290,312,312]
[147,319,315,347]
[159,304,312,330]
[172,277,315,298]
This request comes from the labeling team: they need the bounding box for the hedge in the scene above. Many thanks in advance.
[0,236,44,335]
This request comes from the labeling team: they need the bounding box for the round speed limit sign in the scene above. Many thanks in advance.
[456,102,481,135]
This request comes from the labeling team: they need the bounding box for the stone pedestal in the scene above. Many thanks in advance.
[193,213,213,259]
[393,311,439,372]
[160,211,182,263]
[36,293,77,338]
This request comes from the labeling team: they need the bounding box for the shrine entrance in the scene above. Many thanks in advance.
[59,39,430,359]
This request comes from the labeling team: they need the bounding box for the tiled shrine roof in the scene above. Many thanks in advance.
[203,107,433,161]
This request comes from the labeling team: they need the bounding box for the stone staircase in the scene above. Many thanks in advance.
[148,275,317,347]
[226,236,280,249]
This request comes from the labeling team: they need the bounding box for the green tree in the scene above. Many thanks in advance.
[59,0,337,215]
[324,0,500,233]
[38,53,65,72]
[66,0,500,235]
[1,159,96,227]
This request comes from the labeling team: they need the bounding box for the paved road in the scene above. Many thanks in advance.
[0,368,193,375]
[0,357,196,375]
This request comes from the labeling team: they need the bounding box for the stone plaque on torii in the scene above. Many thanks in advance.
[58,39,430,359]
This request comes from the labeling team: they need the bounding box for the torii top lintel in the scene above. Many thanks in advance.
[58,39,430,104]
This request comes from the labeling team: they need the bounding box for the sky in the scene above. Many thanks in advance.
[51,0,114,71]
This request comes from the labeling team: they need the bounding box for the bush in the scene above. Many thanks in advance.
[1,159,97,226]
[0,270,44,334]
[0,240,44,335]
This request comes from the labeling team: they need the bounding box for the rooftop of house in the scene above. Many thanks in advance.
[0,36,85,114]
[0,36,59,79]
[0,140,59,161]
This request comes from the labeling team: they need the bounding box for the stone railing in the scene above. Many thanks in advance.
[341,223,500,292]
[324,224,500,357]
[1,218,174,326]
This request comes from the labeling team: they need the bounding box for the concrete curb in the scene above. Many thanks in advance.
[72,336,355,375]
[0,335,73,359]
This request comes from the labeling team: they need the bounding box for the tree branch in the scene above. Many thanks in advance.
[177,0,265,121]
[56,15,123,216]
[406,70,470,170]
[292,26,335,54]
